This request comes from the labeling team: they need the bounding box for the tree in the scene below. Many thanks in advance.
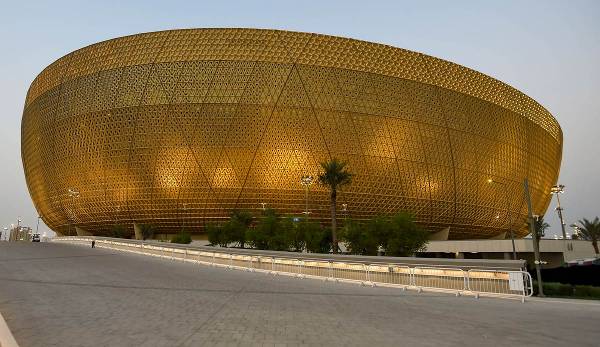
[385,213,429,257]
[366,216,392,252]
[573,217,600,254]
[318,158,353,253]
[528,215,550,249]
[206,223,228,247]
[139,224,156,240]
[223,210,253,248]
[247,208,279,250]
[341,219,378,255]
[304,222,331,254]
[270,216,293,251]
[287,217,307,252]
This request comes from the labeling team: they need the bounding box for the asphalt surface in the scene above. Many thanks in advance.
[0,242,598,347]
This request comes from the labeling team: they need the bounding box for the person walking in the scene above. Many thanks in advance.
[91,240,95,248]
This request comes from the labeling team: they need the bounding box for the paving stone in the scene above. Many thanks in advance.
[0,242,598,347]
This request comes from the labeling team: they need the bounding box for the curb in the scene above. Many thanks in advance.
[0,311,19,347]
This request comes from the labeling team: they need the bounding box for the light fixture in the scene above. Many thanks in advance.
[550,184,564,195]
[300,175,314,186]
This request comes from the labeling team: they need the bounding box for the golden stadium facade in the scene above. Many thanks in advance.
[21,28,562,239]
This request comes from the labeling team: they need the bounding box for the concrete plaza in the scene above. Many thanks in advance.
[0,242,598,347]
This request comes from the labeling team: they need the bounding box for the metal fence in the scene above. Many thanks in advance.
[54,237,533,301]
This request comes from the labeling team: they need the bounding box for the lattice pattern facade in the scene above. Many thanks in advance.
[21,28,562,239]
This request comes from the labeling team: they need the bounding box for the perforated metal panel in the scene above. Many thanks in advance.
[21,28,562,238]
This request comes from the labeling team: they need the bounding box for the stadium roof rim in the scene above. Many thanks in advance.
[25,27,562,143]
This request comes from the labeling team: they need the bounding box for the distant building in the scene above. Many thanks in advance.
[9,226,32,241]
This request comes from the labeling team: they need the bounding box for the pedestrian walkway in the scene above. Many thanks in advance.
[0,242,598,347]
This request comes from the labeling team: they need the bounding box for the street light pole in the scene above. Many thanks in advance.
[524,178,544,297]
[300,175,314,218]
[550,185,567,240]
[487,179,516,260]
[35,215,41,235]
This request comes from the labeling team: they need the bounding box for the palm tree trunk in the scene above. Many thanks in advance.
[331,188,338,253]
[593,239,599,254]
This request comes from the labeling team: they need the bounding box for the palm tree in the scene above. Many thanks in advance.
[533,216,550,249]
[318,158,353,253]
[573,217,600,254]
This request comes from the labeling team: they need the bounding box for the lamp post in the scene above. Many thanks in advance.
[486,178,516,260]
[35,215,42,236]
[550,185,567,241]
[68,188,80,235]
[524,178,544,297]
[300,175,314,218]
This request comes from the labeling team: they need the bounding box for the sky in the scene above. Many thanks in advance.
[0,0,598,238]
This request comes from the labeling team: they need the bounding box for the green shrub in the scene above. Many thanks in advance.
[247,209,277,250]
[532,282,600,298]
[247,209,293,251]
[385,213,429,256]
[544,282,574,296]
[341,219,378,255]
[138,224,156,240]
[287,217,306,252]
[573,285,600,298]
[207,223,226,247]
[225,210,253,248]
[340,213,428,257]
[110,224,127,238]
[171,230,192,244]
[304,223,331,253]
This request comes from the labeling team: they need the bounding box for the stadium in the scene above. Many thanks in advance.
[21,28,562,239]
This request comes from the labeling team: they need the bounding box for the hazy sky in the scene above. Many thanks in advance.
[1,0,598,238]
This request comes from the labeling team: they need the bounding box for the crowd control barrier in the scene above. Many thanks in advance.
[54,237,533,301]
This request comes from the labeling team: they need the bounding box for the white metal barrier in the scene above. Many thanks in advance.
[54,237,533,301]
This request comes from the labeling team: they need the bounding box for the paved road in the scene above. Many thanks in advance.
[0,242,598,347]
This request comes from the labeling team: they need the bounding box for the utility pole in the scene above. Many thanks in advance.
[550,185,567,240]
[524,178,544,297]
[301,175,314,218]
[35,215,41,235]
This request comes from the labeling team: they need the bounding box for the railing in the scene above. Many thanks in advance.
[54,237,533,301]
